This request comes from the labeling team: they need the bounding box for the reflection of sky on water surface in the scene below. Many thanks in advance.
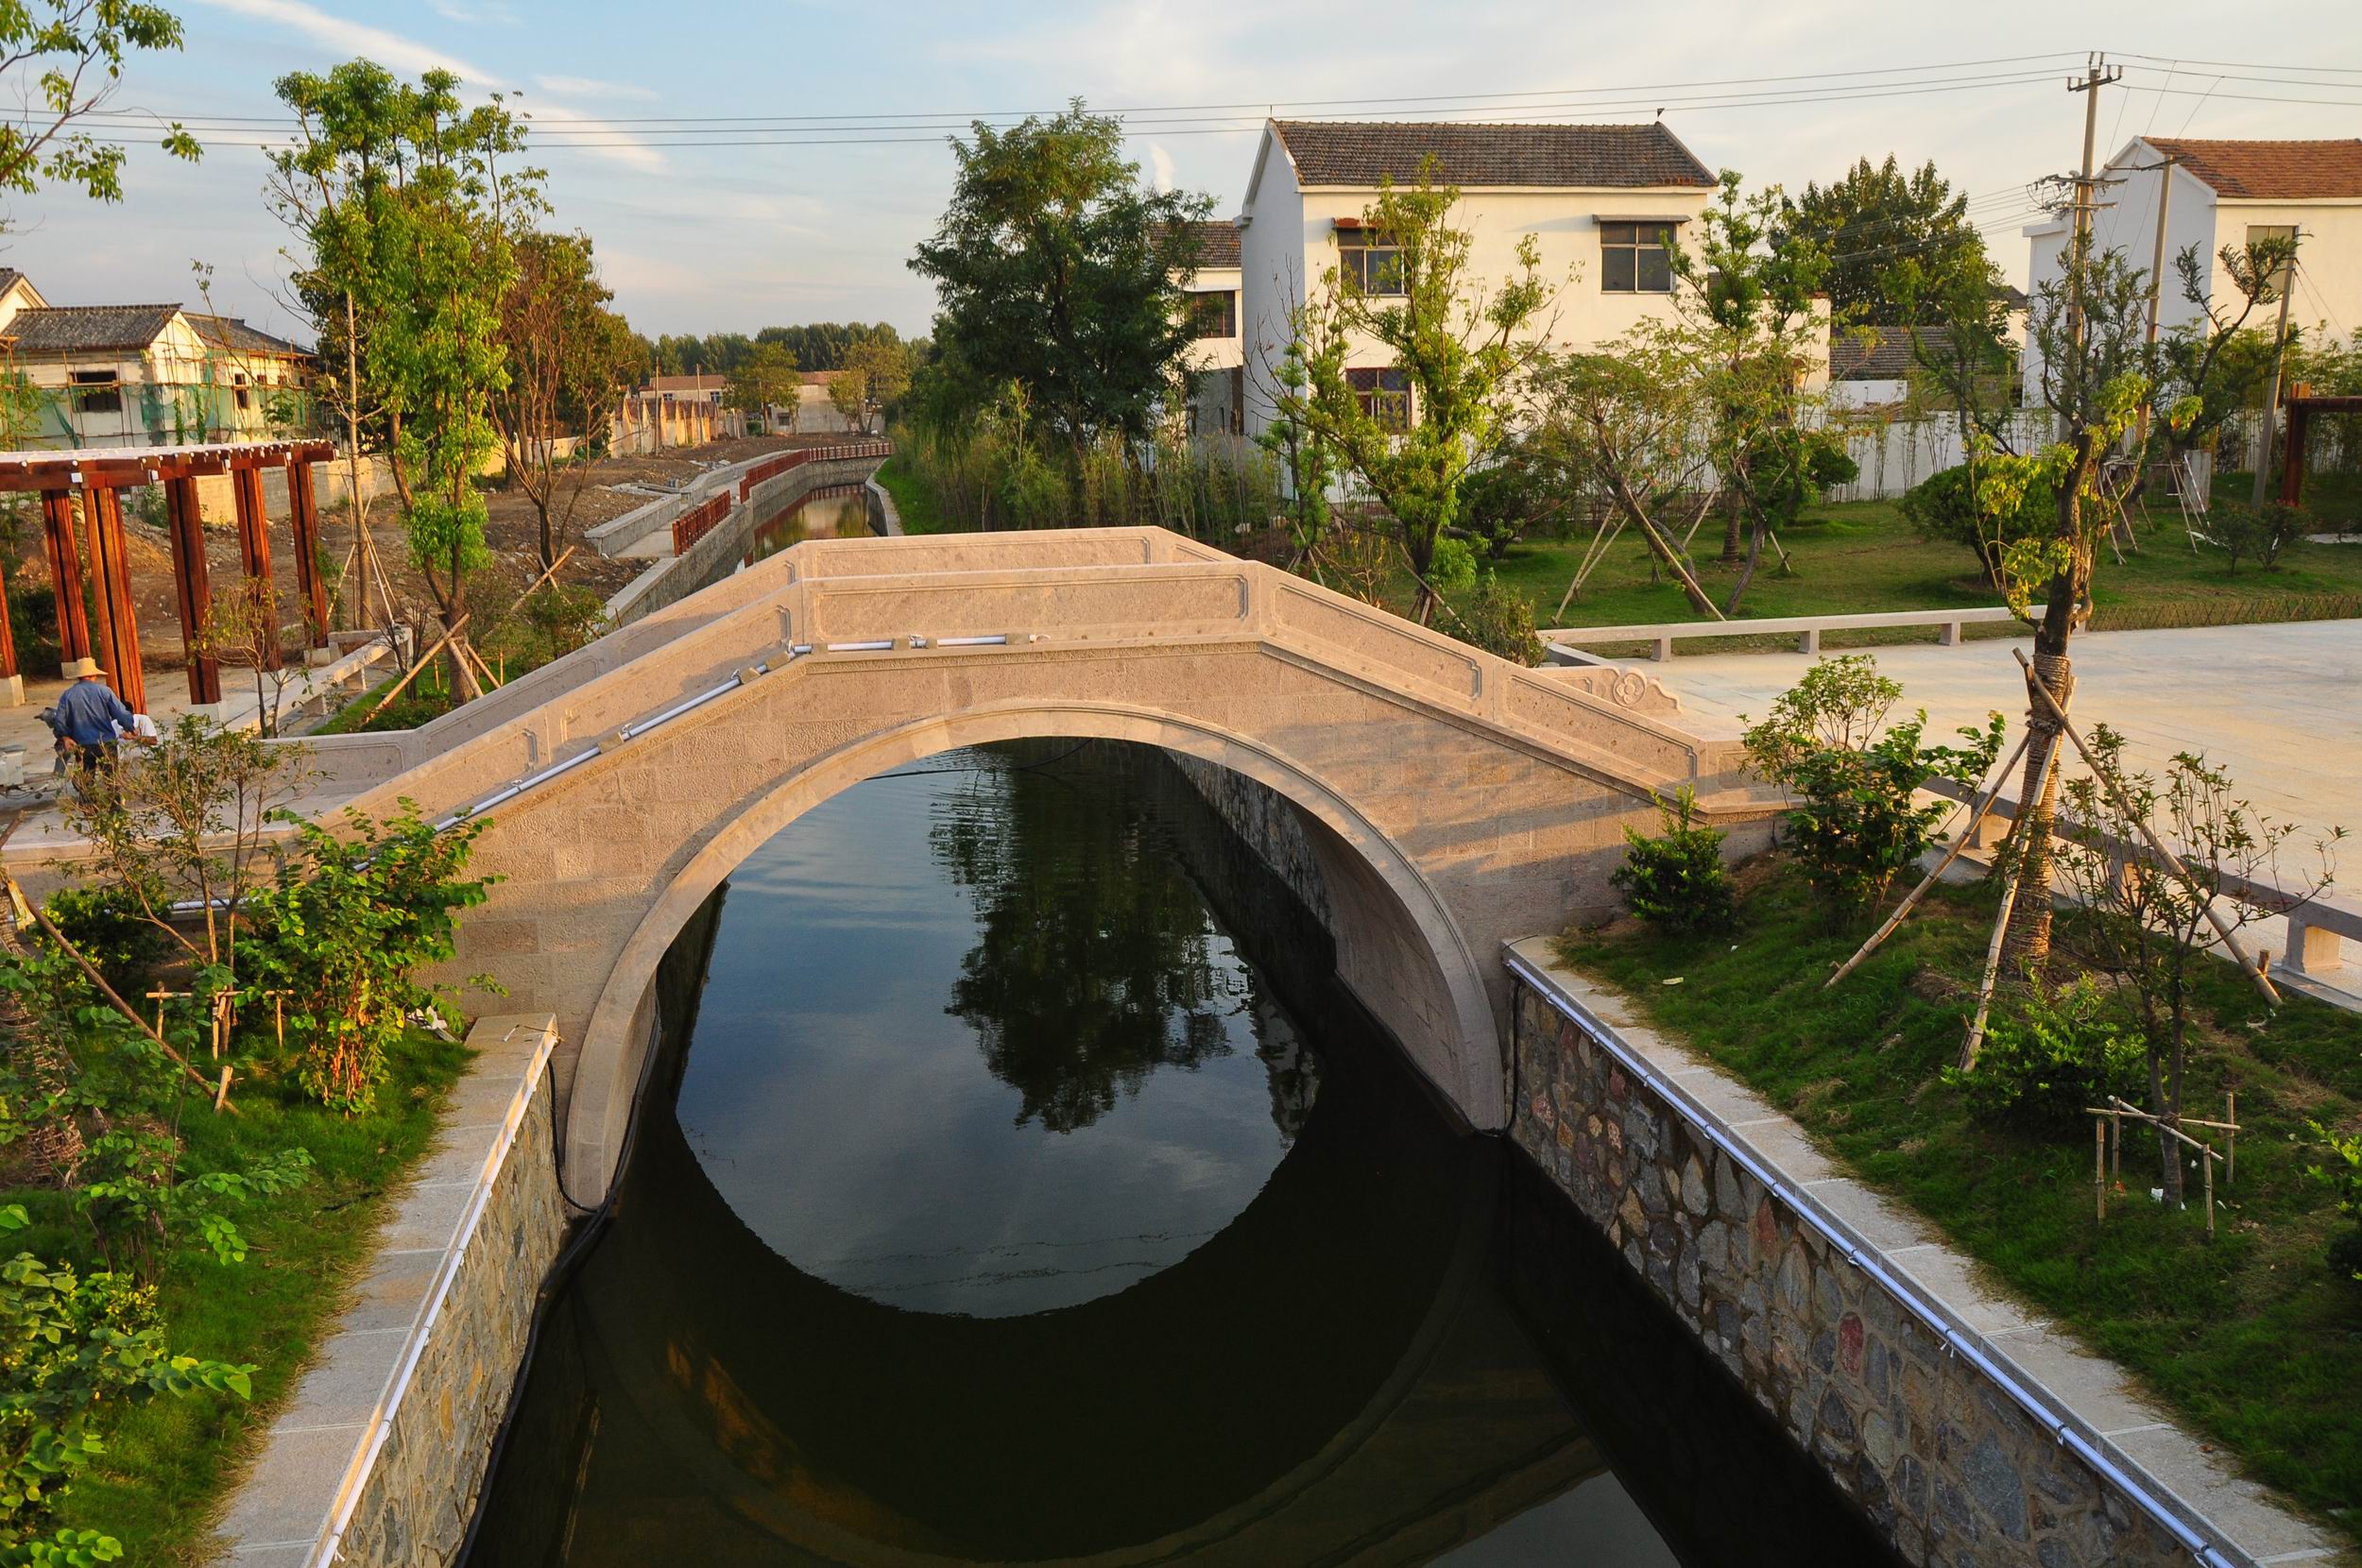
[672,750,1304,1316]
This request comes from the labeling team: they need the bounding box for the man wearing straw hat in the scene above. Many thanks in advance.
[50,657,136,778]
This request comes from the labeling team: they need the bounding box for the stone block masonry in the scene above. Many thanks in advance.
[1503,941,2337,1568]
[208,1014,570,1567]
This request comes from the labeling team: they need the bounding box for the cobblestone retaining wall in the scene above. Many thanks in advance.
[337,1074,568,1566]
[1509,982,2195,1568]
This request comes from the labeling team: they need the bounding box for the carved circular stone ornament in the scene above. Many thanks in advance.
[1611,670,1650,709]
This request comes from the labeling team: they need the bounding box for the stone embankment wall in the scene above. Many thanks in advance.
[1163,754,1335,931]
[606,452,887,625]
[209,1016,569,1568]
[1506,977,2205,1568]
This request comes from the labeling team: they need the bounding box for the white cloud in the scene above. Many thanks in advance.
[193,0,665,174]
[533,74,659,103]
[1148,143,1175,192]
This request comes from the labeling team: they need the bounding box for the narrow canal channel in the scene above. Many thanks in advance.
[469,741,1896,1566]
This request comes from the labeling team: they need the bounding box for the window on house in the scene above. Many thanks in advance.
[69,369,121,415]
[234,372,251,411]
[2245,225,2297,299]
[1339,230,1406,296]
[1346,367,1412,430]
[1188,290,1237,339]
[1600,220,1676,293]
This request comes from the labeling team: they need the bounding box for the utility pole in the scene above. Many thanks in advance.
[2060,53,2123,441]
[2252,226,2300,504]
[2134,153,2182,456]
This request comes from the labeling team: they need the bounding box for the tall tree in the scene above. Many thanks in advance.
[2148,232,2302,478]
[0,0,198,218]
[273,62,537,698]
[910,101,1212,445]
[1675,172,1831,573]
[842,337,911,432]
[725,340,797,432]
[1782,155,1978,324]
[1276,162,1555,614]
[491,229,639,571]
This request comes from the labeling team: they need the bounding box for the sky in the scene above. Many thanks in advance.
[2,0,2357,347]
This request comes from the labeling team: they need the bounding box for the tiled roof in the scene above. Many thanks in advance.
[1155,219,1241,270]
[1831,327,1939,380]
[1272,120,1715,190]
[2145,138,2362,200]
[799,369,846,384]
[0,269,24,297]
[187,313,311,358]
[1,304,180,353]
[648,374,727,392]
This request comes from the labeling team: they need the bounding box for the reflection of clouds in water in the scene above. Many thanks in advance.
[674,743,1316,1316]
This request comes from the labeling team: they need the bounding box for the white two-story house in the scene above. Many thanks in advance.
[1234,119,1723,438]
[1164,220,1244,436]
[2022,137,2362,399]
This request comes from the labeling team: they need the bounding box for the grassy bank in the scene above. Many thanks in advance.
[8,1029,471,1559]
[1558,863,2362,1542]
[1494,496,2362,639]
[874,452,955,536]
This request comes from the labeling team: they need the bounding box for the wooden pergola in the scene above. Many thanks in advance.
[2278,389,2362,511]
[0,437,334,713]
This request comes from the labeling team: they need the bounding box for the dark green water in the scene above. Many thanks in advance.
[470,742,1896,1566]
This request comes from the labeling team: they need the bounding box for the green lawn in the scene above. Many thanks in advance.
[9,1030,471,1561]
[1559,865,2362,1542]
[1491,496,2362,648]
[874,453,954,536]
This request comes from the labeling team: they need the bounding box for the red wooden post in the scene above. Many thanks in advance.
[41,487,91,669]
[0,547,19,700]
[164,474,220,705]
[287,457,327,648]
[82,485,145,715]
[232,464,274,583]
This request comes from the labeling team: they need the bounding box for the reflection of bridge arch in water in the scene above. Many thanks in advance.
[568,980,1606,1567]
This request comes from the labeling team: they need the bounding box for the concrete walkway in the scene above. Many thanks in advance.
[1645,619,2362,1004]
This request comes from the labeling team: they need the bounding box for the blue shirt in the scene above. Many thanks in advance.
[54,680,134,747]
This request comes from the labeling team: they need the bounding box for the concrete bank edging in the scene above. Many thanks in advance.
[1502,940,2339,1568]
[208,1014,568,1567]
[865,473,903,537]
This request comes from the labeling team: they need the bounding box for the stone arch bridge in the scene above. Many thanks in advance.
[286,528,1771,1199]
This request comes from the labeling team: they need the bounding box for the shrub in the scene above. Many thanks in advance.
[1898,461,2056,588]
[2212,499,2306,573]
[1449,571,1542,666]
[1941,978,2143,1129]
[246,805,493,1112]
[1610,786,1735,936]
[1743,656,2005,920]
[2308,1121,2362,1284]
[39,887,163,997]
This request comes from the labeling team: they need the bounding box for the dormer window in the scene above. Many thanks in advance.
[1339,227,1406,297]
[1601,220,1676,293]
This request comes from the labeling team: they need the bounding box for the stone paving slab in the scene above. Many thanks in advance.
[1504,938,2343,1568]
[206,1014,558,1566]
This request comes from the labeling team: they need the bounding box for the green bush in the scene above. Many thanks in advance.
[1447,571,1543,666]
[2310,1121,2362,1284]
[39,888,163,998]
[1610,786,1734,936]
[1742,656,2005,920]
[1941,978,2143,1129]
[2212,499,2307,573]
[1898,461,2056,588]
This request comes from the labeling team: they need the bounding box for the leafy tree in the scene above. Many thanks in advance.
[272,62,538,696]
[491,229,639,571]
[0,0,198,220]
[1898,461,2055,588]
[911,102,1213,445]
[1883,230,2021,540]
[1671,171,1830,577]
[2056,733,2338,1202]
[1781,155,1978,324]
[841,337,911,432]
[2147,231,2302,479]
[826,366,864,431]
[1742,656,2004,921]
[1277,161,1556,616]
[725,340,797,432]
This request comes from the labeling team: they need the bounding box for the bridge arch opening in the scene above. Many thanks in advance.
[561,704,1502,1199]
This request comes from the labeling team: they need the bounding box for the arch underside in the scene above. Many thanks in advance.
[561,701,1504,1198]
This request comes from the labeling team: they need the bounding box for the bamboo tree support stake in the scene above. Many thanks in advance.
[214,1065,232,1113]
[6,875,240,1113]
[2094,1117,2107,1219]
[2010,647,2282,1006]
[1962,713,2072,1067]
[497,544,577,625]
[359,614,471,725]
[1827,727,2034,990]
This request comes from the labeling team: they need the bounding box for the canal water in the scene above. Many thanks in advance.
[469,741,1896,1567]
[742,483,877,568]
